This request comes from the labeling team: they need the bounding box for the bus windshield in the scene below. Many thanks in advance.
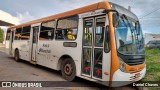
[115,15,145,55]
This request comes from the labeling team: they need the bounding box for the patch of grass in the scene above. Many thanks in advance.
[142,48,160,81]
[142,48,160,90]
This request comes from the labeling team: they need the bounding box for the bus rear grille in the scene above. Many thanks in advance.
[126,58,145,66]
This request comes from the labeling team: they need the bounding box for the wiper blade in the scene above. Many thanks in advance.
[120,15,128,27]
[122,14,133,33]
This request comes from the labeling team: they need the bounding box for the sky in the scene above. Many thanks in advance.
[0,0,160,34]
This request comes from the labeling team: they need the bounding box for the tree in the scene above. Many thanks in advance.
[0,28,4,43]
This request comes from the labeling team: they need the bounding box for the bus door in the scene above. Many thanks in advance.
[82,15,111,81]
[9,30,14,55]
[31,26,39,62]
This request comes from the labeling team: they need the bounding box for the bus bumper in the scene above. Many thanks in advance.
[111,66,146,87]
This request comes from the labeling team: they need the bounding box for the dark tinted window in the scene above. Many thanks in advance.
[21,26,31,40]
[22,26,31,33]
[6,30,11,40]
[56,15,78,40]
[39,20,55,40]
[15,28,22,40]
[147,41,151,44]
[156,40,160,44]
[151,41,156,44]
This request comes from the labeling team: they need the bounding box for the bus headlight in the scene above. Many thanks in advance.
[119,58,126,72]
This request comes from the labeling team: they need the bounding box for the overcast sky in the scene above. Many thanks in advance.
[0,0,160,34]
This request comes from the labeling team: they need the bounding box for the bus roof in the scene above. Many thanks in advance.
[109,2,138,21]
[8,1,111,30]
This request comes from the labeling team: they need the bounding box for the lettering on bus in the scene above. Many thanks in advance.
[43,44,49,47]
[39,48,51,53]
[39,44,51,53]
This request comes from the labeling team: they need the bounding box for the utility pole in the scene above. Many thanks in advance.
[128,6,131,11]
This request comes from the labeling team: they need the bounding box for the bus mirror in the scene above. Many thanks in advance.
[112,13,119,27]
[106,26,109,41]
[104,25,110,53]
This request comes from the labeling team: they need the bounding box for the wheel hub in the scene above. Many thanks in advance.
[64,64,72,75]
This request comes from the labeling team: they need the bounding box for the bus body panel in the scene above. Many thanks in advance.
[36,17,83,71]
[5,40,9,48]
[112,67,146,87]
[12,40,30,61]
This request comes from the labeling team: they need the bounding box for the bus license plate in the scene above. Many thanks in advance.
[135,73,140,78]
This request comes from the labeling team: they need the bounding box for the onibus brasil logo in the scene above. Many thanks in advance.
[1,82,42,87]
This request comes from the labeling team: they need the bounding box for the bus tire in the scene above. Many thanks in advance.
[14,49,20,62]
[61,58,76,81]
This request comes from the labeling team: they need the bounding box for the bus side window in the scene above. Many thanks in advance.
[56,15,78,40]
[39,20,55,40]
[55,30,65,40]
[21,26,31,40]
[95,18,105,47]
[15,28,22,40]
[84,20,93,46]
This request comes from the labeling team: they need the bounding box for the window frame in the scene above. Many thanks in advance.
[14,27,23,40]
[20,26,31,40]
[83,18,94,46]
[55,15,79,41]
[94,17,106,47]
[39,20,56,41]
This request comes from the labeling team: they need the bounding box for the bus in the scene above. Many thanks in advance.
[6,1,146,87]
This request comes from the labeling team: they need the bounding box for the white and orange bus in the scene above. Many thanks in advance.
[6,1,146,87]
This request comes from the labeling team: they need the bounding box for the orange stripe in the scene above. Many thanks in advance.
[125,63,145,73]
[105,2,120,86]
[97,1,120,86]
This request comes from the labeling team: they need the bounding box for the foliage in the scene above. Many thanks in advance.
[0,28,4,43]
[142,48,160,90]
[142,48,160,81]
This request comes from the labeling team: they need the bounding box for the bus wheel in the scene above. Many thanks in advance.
[61,58,76,81]
[14,50,20,62]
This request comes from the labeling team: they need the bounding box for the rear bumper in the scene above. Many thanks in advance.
[111,66,146,87]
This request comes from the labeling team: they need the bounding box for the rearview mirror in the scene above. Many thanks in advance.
[112,13,119,27]
[104,25,110,53]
